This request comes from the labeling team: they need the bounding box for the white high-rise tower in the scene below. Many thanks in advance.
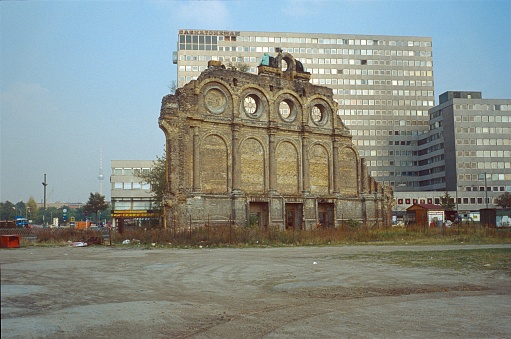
[174,30,434,191]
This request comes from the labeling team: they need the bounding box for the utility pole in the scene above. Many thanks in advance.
[42,174,48,226]
[484,172,488,209]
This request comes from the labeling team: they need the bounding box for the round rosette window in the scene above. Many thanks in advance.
[310,103,329,126]
[278,99,297,122]
[204,87,227,114]
[243,94,262,118]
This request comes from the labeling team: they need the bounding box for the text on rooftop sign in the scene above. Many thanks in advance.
[179,30,240,36]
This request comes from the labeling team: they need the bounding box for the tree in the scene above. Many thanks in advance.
[84,193,109,223]
[14,201,26,216]
[26,196,39,221]
[44,207,60,225]
[226,61,250,72]
[136,151,167,210]
[495,192,511,209]
[0,201,16,220]
[74,206,87,222]
[439,192,455,211]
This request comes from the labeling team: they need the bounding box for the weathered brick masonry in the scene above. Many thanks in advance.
[159,52,393,229]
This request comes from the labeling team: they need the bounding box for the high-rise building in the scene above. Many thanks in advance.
[174,29,435,191]
[418,91,511,211]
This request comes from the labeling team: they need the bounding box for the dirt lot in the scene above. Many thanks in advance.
[1,244,510,338]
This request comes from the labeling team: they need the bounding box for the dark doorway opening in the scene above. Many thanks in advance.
[285,203,303,230]
[318,203,335,228]
[249,202,269,229]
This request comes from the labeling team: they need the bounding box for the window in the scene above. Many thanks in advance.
[133,201,152,210]
[114,201,131,211]
[311,106,322,122]
[243,94,259,116]
[279,101,291,120]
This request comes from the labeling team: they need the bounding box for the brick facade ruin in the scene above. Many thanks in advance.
[159,52,393,229]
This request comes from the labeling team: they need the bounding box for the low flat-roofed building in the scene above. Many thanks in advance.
[110,160,159,229]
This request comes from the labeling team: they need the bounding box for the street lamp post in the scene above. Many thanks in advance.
[484,172,488,209]
[455,187,459,214]
[454,185,460,222]
[455,185,464,223]
[42,174,48,226]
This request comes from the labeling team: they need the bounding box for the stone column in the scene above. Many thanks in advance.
[361,197,367,224]
[375,194,382,227]
[268,129,277,193]
[332,139,340,194]
[232,124,241,192]
[361,158,368,193]
[192,125,200,192]
[370,177,376,193]
[301,134,310,194]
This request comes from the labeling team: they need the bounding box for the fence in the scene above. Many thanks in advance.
[0,227,110,244]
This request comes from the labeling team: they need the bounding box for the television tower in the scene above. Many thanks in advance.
[98,146,104,195]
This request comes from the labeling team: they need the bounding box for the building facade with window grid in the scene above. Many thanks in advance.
[110,160,159,228]
[417,91,511,211]
[174,29,434,192]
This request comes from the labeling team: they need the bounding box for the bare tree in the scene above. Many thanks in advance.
[136,151,166,210]
[226,61,250,72]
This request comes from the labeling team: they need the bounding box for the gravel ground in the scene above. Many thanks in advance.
[1,244,510,338]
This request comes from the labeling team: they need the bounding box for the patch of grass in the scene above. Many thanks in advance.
[336,248,511,273]
[36,228,104,244]
[11,224,511,248]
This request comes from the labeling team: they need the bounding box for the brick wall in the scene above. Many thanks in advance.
[159,52,393,229]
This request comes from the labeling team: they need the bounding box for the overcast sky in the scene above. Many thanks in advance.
[1,0,510,204]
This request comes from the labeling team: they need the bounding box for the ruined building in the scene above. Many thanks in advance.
[159,52,393,229]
